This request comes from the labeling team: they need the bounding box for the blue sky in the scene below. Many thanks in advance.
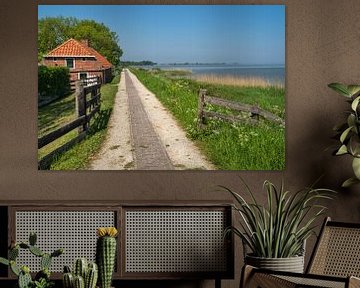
[38,5,285,65]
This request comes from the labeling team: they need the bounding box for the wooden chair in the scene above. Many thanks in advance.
[241,217,360,288]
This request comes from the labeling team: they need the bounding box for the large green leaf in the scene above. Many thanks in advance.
[340,127,353,143]
[328,83,352,97]
[347,114,356,127]
[336,145,348,155]
[342,177,360,188]
[349,135,360,156]
[347,85,360,97]
[352,157,360,179]
[351,96,360,111]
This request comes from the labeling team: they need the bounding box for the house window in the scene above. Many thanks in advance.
[66,58,74,69]
[53,57,57,62]
[79,72,87,80]
[82,57,86,61]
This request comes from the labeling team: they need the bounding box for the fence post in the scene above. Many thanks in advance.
[91,89,96,110]
[76,80,87,133]
[197,89,207,129]
[250,105,260,121]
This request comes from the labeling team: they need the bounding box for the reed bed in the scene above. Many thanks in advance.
[194,74,284,88]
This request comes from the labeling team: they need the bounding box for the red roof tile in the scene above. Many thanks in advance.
[87,47,112,69]
[45,38,112,68]
[46,39,94,57]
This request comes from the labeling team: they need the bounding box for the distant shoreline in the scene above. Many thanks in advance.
[156,63,285,68]
[129,62,285,69]
[137,65,285,85]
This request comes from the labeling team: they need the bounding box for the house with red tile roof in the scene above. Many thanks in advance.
[42,38,113,83]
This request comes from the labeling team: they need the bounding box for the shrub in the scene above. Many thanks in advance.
[38,66,70,101]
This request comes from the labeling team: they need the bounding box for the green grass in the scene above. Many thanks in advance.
[131,68,285,170]
[38,93,77,160]
[38,74,120,169]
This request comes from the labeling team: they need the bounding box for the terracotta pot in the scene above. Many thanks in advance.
[245,254,305,273]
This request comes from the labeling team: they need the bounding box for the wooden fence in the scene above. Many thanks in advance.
[70,75,100,91]
[197,89,285,128]
[38,78,102,169]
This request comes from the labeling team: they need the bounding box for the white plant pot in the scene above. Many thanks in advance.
[245,254,305,273]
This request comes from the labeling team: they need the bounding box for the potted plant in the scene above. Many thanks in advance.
[222,179,334,273]
[328,83,360,187]
[0,232,63,288]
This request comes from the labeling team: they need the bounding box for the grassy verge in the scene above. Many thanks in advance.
[131,68,285,170]
[38,74,120,170]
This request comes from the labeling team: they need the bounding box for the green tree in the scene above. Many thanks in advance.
[71,20,122,66]
[38,17,77,62]
[38,17,122,66]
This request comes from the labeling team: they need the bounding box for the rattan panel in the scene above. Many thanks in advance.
[310,226,360,277]
[125,210,227,273]
[15,211,115,272]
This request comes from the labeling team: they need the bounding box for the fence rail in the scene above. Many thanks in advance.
[38,77,101,169]
[70,75,100,91]
[197,89,285,128]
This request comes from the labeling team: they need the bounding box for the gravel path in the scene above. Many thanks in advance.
[89,69,215,170]
[88,71,134,170]
[125,71,174,170]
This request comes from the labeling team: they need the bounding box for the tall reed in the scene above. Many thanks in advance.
[194,74,284,88]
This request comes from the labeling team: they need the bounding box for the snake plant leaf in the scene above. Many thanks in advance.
[351,96,360,111]
[223,179,335,258]
[328,83,352,97]
[352,157,360,179]
[336,144,348,155]
[342,177,360,188]
[340,126,353,143]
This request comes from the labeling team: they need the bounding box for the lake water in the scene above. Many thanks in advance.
[154,64,285,85]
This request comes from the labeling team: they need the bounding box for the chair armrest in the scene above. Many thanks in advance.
[240,265,349,288]
[240,265,254,288]
[349,276,360,288]
[240,265,296,288]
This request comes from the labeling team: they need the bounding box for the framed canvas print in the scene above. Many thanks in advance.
[37,5,285,171]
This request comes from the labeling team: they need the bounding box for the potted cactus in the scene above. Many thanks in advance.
[62,258,98,288]
[0,232,63,288]
[96,227,118,288]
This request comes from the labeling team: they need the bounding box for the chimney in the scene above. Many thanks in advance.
[80,39,89,47]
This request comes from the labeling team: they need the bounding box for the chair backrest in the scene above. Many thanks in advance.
[307,217,360,277]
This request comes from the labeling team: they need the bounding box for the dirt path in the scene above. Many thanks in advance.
[89,69,215,170]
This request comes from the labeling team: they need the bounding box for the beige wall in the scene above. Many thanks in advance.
[1,0,360,287]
